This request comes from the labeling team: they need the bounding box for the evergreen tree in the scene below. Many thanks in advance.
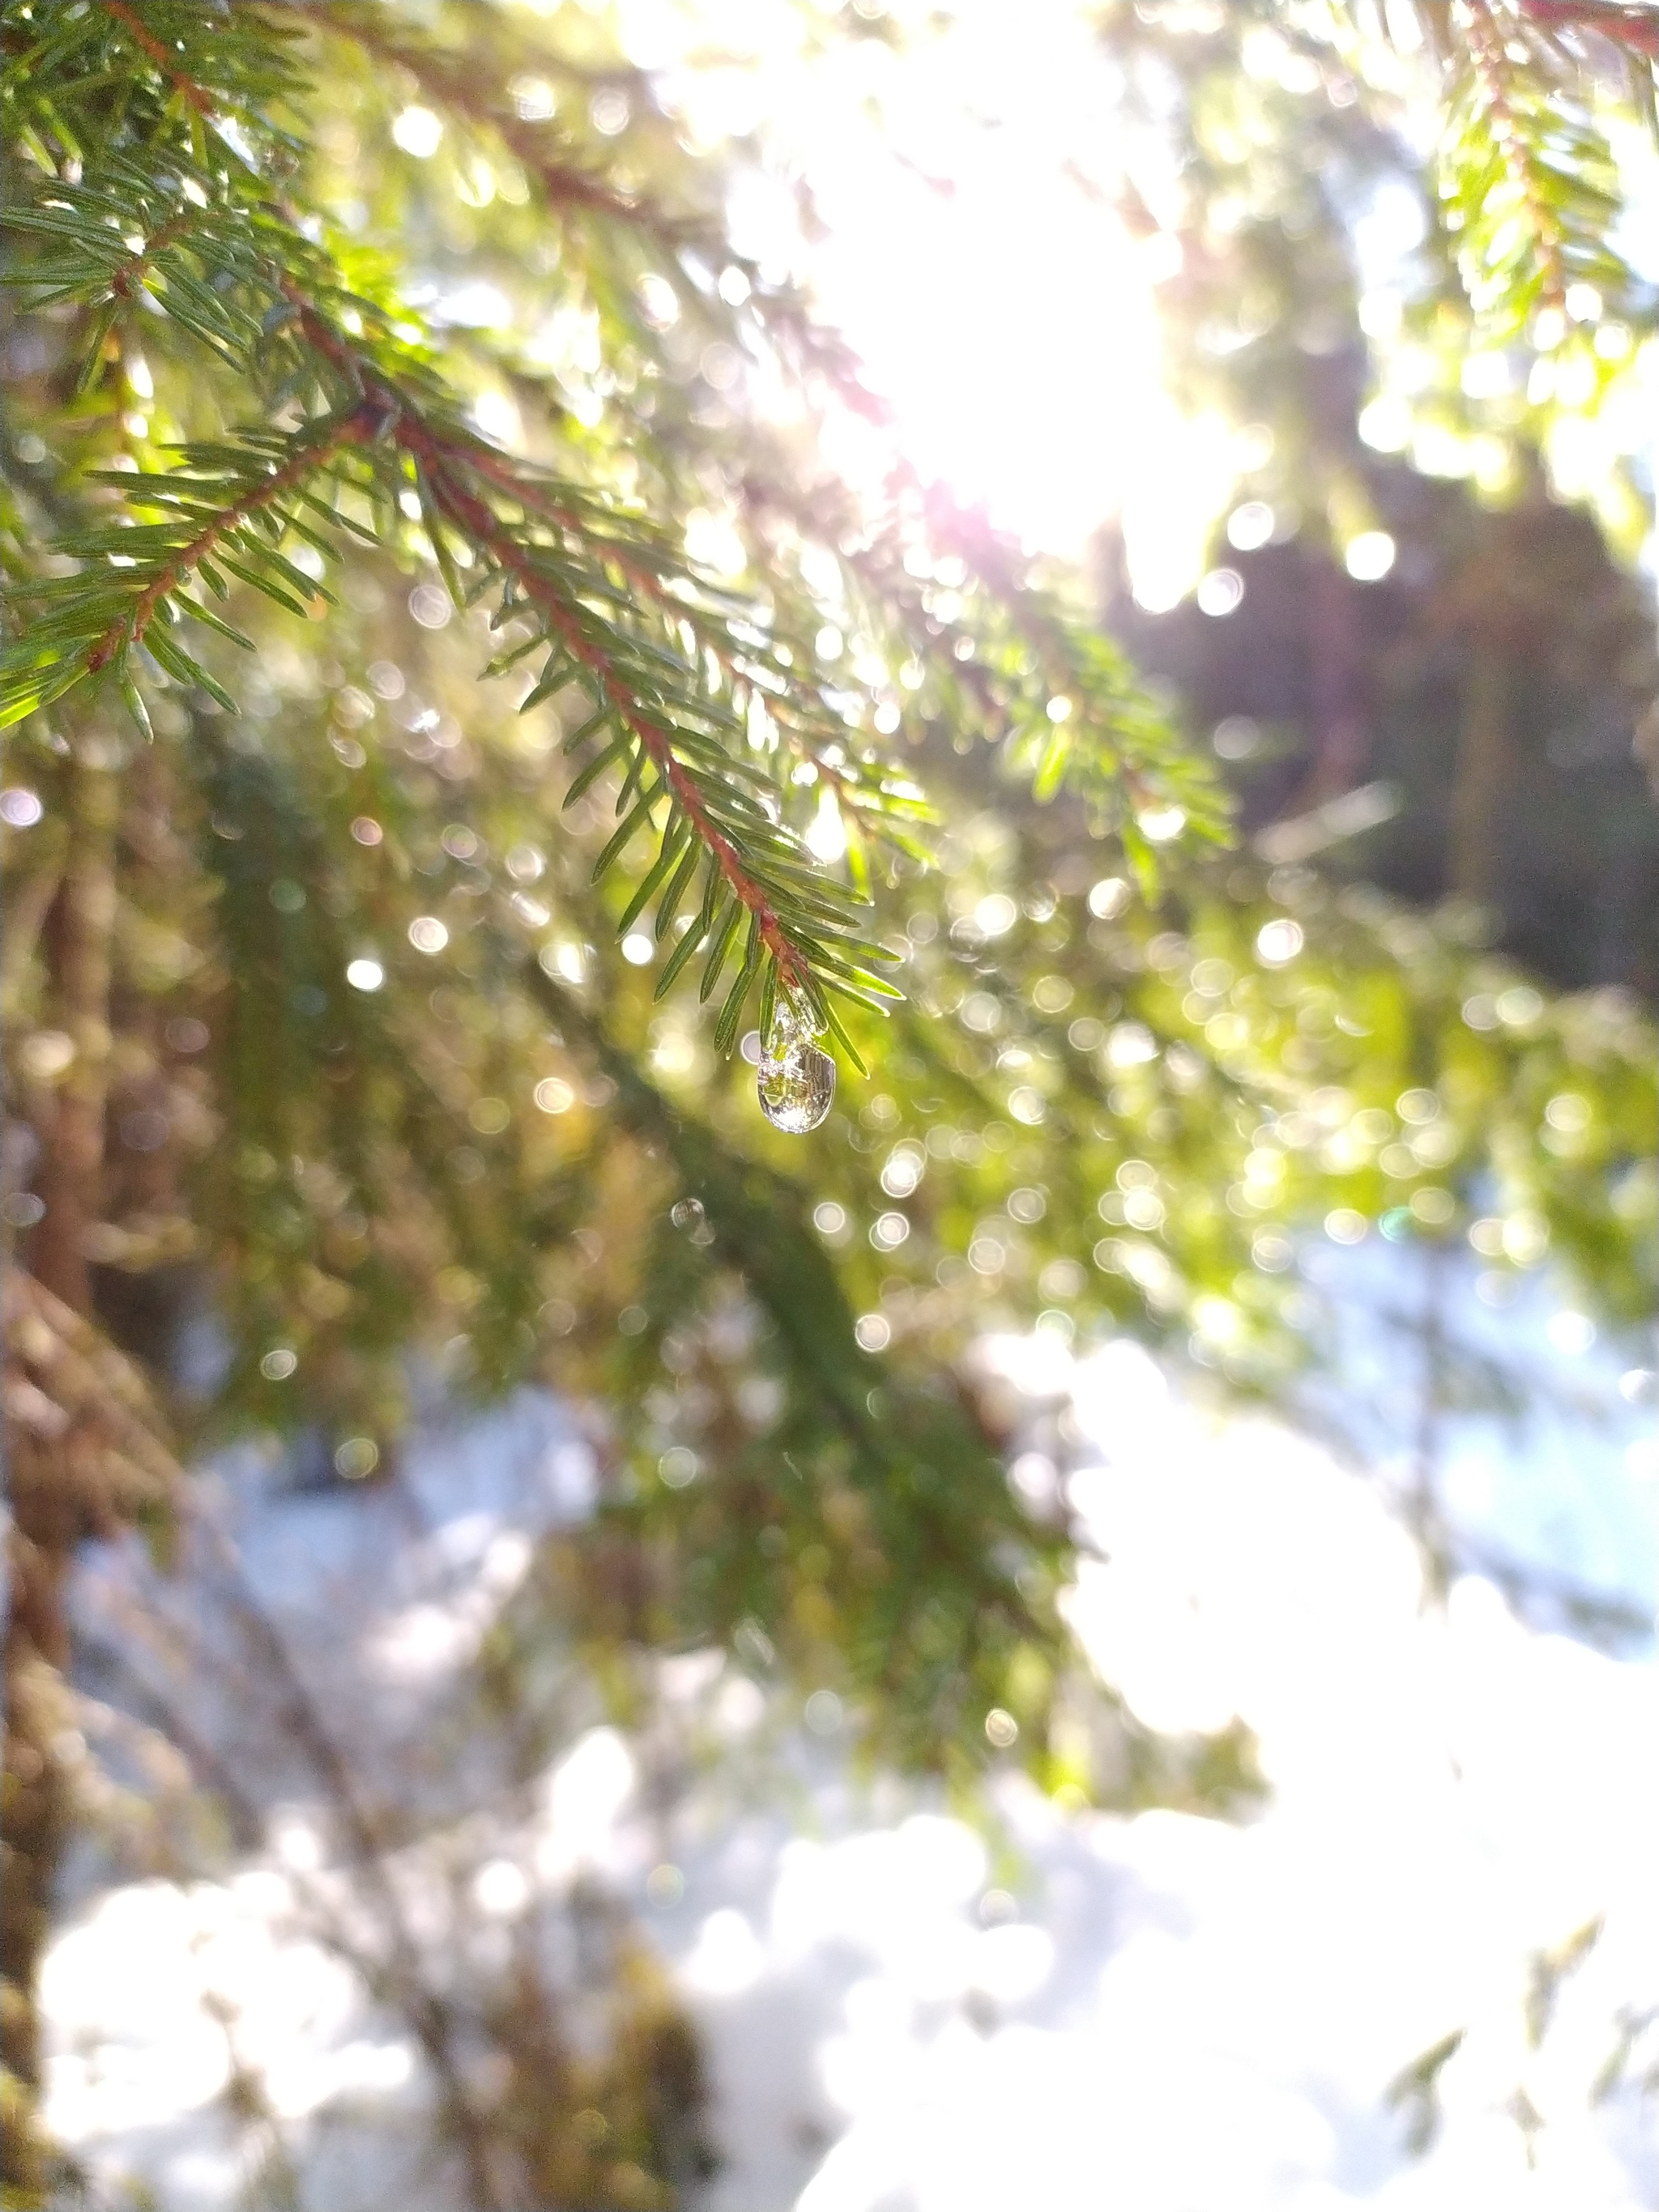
[2,2,1655,2202]
[1093,0,1659,992]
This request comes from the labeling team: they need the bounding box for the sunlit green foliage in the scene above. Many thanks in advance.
[1110,0,1659,552]
[2,0,1221,1046]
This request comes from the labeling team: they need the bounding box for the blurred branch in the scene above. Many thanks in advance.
[215,1556,508,2212]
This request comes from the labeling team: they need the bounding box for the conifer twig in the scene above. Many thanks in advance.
[408,426,812,992]
[1520,0,1659,59]
[83,404,379,676]
[99,0,213,115]
[1460,0,1569,313]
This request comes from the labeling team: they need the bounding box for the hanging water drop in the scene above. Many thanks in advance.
[757,1005,835,1133]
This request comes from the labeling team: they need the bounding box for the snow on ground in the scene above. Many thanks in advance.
[43,1335,1659,2211]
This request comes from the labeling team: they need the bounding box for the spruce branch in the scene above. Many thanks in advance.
[80,411,375,664]
[1416,1,1636,330]
[0,151,301,372]
[1322,2,1648,323]
[402,417,880,1016]
[99,0,213,117]
[456,441,932,846]
[923,504,1231,867]
[2,186,900,1042]
[3,0,1209,1046]
[1,109,907,1041]
[1457,0,1573,314]
[2,0,306,160]
[0,407,380,729]
[258,0,877,407]
[770,468,1230,872]
[283,298,901,1041]
[266,0,691,240]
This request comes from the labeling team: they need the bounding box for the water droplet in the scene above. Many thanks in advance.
[757,1008,835,1133]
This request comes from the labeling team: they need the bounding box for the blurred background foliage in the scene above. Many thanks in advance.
[2,0,1656,2206]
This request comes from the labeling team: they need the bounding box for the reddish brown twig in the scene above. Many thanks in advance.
[84,403,377,674]
[109,206,201,301]
[283,288,812,983]
[100,0,215,115]
[258,0,696,244]
[1519,1,1659,60]
[1458,1,1570,314]
[458,443,868,802]
[402,428,808,987]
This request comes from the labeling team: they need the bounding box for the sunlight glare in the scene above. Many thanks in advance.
[633,0,1233,588]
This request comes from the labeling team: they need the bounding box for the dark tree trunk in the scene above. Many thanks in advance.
[1448,642,1508,911]
[3,744,117,2204]
[1302,553,1368,804]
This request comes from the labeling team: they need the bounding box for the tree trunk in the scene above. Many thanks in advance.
[1448,643,1508,910]
[1303,553,1368,805]
[2,741,117,2204]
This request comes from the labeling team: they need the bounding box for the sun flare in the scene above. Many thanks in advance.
[621,0,1233,588]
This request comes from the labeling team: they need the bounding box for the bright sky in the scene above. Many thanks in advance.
[610,0,1659,585]
[618,0,1236,586]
